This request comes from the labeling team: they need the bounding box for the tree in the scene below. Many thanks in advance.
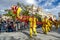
[5,9,16,20]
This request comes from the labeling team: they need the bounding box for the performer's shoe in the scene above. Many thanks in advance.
[43,32,47,34]
[34,34,37,36]
[30,35,33,38]
[30,36,33,38]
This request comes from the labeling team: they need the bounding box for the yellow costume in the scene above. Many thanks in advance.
[29,16,37,37]
[42,17,49,34]
[48,20,52,31]
[17,7,22,18]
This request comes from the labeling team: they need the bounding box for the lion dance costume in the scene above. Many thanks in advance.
[42,16,50,34]
[29,16,37,37]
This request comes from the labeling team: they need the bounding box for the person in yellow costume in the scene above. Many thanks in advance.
[29,15,37,37]
[47,19,52,32]
[17,6,22,19]
[42,16,50,34]
[48,17,53,32]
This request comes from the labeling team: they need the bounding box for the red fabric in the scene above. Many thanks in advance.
[55,20,57,22]
[16,16,29,23]
[11,6,18,14]
[37,21,43,25]
[49,17,52,21]
[22,16,28,23]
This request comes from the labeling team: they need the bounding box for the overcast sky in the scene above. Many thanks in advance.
[0,0,60,17]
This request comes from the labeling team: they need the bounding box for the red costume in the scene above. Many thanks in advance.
[11,5,18,14]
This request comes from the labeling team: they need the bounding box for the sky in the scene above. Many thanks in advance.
[0,0,60,17]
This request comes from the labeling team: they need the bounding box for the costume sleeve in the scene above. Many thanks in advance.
[17,7,22,18]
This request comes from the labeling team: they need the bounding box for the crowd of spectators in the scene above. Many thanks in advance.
[0,18,30,32]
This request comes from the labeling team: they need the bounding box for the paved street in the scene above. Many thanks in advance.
[0,27,60,40]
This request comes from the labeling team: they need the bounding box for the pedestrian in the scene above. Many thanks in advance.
[0,20,2,32]
[1,20,7,32]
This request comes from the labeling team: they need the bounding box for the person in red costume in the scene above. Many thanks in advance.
[48,17,53,31]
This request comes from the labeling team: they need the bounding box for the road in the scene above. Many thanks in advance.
[0,27,60,40]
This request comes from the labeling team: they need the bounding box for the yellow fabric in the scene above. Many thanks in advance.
[30,27,37,37]
[48,20,52,31]
[17,7,22,18]
[34,17,37,28]
[42,25,49,34]
[29,17,37,37]
[30,27,33,37]
[29,17,33,28]
[42,18,49,34]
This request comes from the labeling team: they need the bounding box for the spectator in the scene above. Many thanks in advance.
[0,20,2,32]
[7,21,13,32]
[15,20,20,31]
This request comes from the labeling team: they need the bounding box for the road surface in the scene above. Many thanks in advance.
[0,27,60,40]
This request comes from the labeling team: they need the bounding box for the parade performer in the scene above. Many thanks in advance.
[29,15,37,37]
[17,6,22,18]
[42,16,49,34]
[53,16,59,30]
[11,5,18,14]
[11,5,22,31]
[48,17,53,31]
[53,19,58,30]
[11,5,22,19]
[11,5,18,19]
